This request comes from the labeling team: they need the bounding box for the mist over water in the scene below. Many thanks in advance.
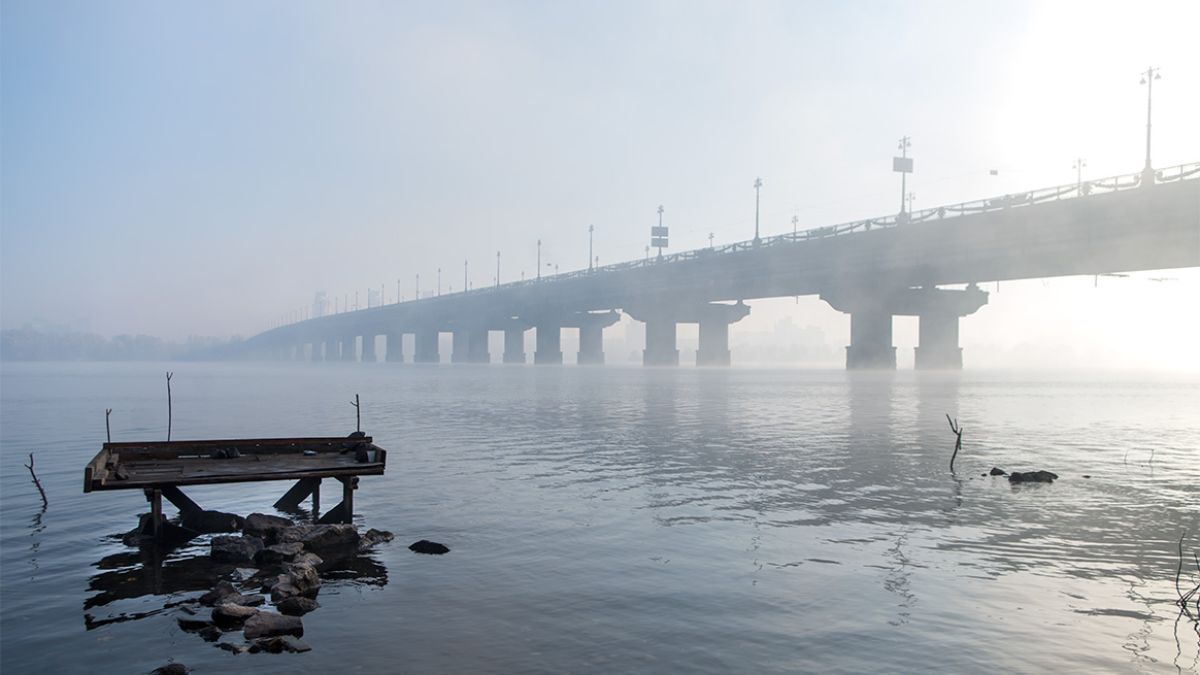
[2,363,1197,673]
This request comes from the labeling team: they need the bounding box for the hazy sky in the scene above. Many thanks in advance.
[2,1,1198,368]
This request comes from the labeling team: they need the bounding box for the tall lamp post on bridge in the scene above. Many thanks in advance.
[753,178,763,244]
[415,274,420,300]
[894,136,913,220]
[464,259,468,293]
[588,225,594,271]
[792,215,798,239]
[651,205,668,260]
[537,239,542,281]
[1074,158,1087,195]
[496,251,500,287]
[1140,67,1162,187]
[437,268,441,296]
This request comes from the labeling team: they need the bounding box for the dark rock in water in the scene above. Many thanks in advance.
[293,552,324,568]
[151,664,189,675]
[270,582,301,603]
[181,509,244,534]
[211,535,264,563]
[276,596,319,616]
[212,603,259,629]
[250,635,312,654]
[255,542,305,566]
[218,593,265,608]
[989,467,1007,476]
[199,580,238,606]
[215,642,249,655]
[283,562,322,598]
[177,617,214,632]
[122,513,198,547]
[1082,474,1092,479]
[276,523,315,545]
[243,513,295,544]
[301,524,360,552]
[348,430,367,438]
[360,528,395,551]
[243,611,304,639]
[409,539,450,555]
[1009,470,1059,483]
[197,625,223,642]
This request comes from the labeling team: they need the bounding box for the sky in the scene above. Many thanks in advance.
[2,0,1198,369]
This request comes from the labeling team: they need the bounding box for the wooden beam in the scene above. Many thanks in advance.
[159,485,202,515]
[274,477,320,509]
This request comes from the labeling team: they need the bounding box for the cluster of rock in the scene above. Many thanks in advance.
[984,467,1060,483]
[175,513,395,654]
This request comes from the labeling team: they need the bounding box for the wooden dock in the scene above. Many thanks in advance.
[84,435,387,535]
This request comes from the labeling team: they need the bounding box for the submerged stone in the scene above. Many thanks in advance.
[211,535,264,563]
[1009,470,1059,483]
[409,539,450,555]
[276,596,319,616]
[989,467,1007,476]
[243,611,304,639]
[181,509,244,534]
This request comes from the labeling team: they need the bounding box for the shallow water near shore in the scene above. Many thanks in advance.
[1,362,1198,673]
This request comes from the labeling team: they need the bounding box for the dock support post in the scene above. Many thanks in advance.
[317,476,357,524]
[312,478,321,521]
[275,477,322,510]
[148,488,162,539]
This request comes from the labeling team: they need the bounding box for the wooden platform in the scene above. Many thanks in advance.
[84,436,387,530]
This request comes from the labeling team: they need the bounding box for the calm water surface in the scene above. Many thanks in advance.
[1,362,1198,673]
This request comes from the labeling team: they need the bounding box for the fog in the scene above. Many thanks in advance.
[2,0,1198,369]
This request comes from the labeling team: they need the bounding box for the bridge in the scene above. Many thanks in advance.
[242,162,1200,369]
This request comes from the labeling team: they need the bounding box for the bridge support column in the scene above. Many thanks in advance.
[822,285,988,370]
[341,336,357,362]
[451,330,470,364]
[310,342,322,362]
[534,324,562,364]
[385,333,403,363]
[361,334,377,362]
[578,324,604,364]
[324,338,338,362]
[468,329,490,363]
[696,302,750,366]
[503,327,526,364]
[846,309,896,369]
[414,329,439,364]
[643,319,679,366]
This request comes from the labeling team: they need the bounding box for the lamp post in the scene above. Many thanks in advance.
[753,178,762,244]
[415,273,420,300]
[437,268,441,296]
[396,279,401,304]
[656,206,664,259]
[1074,158,1086,195]
[496,251,500,288]
[708,232,714,248]
[588,225,594,271]
[895,136,912,218]
[537,239,542,281]
[464,259,468,293]
[792,215,798,239]
[1140,67,1161,186]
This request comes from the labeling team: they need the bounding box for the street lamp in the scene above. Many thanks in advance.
[464,259,468,294]
[1074,158,1087,195]
[753,178,762,244]
[894,136,913,219]
[1140,67,1162,186]
[708,232,714,248]
[496,251,500,288]
[437,268,441,296]
[415,273,420,300]
[537,239,542,281]
[588,224,594,271]
[652,205,668,259]
[792,215,798,239]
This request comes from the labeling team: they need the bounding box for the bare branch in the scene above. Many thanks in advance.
[24,453,47,508]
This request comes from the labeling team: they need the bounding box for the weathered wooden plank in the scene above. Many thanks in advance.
[274,477,321,509]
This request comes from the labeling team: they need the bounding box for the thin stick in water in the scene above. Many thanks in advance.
[24,453,48,508]
[350,394,361,433]
[105,408,112,444]
[946,414,963,473]
[165,372,174,442]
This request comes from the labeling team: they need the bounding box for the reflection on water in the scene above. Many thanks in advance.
[1,363,1198,673]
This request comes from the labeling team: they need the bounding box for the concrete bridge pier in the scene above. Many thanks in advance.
[534,324,563,364]
[324,338,338,362]
[571,311,620,364]
[643,319,679,366]
[503,327,526,364]
[385,333,403,363]
[451,330,470,364]
[341,336,357,362]
[310,342,323,362]
[468,329,490,363]
[361,334,377,362]
[696,302,751,366]
[822,285,988,370]
[414,329,439,363]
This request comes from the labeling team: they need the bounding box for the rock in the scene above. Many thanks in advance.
[249,636,312,653]
[218,593,265,608]
[243,513,296,544]
[181,509,244,534]
[284,562,322,597]
[294,552,324,567]
[270,582,301,603]
[989,467,1007,476]
[243,611,304,639]
[276,596,319,616]
[211,603,259,629]
[122,513,198,547]
[276,523,315,545]
[1009,470,1059,483]
[301,524,360,552]
[211,535,264,563]
[215,642,249,654]
[199,580,238,606]
[197,625,223,642]
[177,617,214,631]
[409,539,450,555]
[359,528,395,551]
[255,542,305,566]
[151,664,189,675]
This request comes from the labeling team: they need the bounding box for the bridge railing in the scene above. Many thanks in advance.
[270,161,1200,329]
